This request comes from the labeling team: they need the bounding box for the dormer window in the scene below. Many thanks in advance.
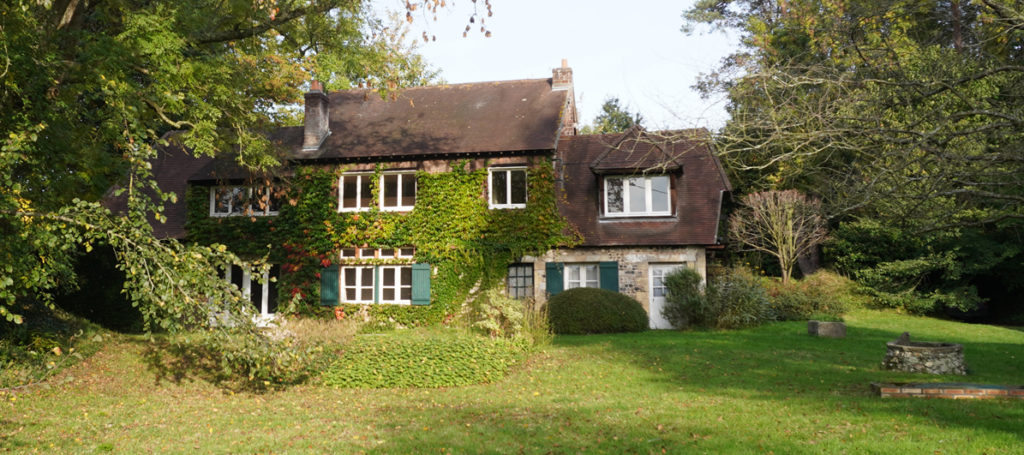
[210,186,278,217]
[489,167,527,209]
[603,175,671,217]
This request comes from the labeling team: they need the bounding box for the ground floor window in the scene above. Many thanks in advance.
[507,264,534,299]
[340,265,414,305]
[565,264,600,290]
[224,264,279,316]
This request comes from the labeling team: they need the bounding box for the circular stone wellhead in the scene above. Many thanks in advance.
[882,339,967,375]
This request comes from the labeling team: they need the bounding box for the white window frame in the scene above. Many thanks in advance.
[338,173,374,212]
[379,172,417,212]
[603,175,672,217]
[340,264,413,305]
[223,265,277,317]
[339,247,415,261]
[564,264,600,290]
[488,167,528,209]
[209,186,278,217]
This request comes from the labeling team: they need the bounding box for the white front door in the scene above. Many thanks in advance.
[649,264,686,329]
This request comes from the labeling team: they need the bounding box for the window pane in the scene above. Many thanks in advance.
[344,268,356,286]
[651,176,669,213]
[214,188,232,214]
[361,289,373,301]
[381,248,395,258]
[401,267,412,285]
[230,187,247,215]
[383,288,395,301]
[359,176,373,208]
[382,268,395,286]
[340,248,356,258]
[569,266,580,282]
[401,287,412,300]
[346,288,356,300]
[402,174,416,206]
[399,248,415,258]
[628,178,646,213]
[492,171,508,205]
[342,177,358,209]
[382,174,398,207]
[361,269,373,286]
[510,170,527,204]
[265,187,280,213]
[606,178,623,213]
[360,248,376,259]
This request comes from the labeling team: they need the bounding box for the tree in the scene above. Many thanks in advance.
[581,97,644,134]
[729,190,828,284]
[685,0,1024,315]
[0,0,439,327]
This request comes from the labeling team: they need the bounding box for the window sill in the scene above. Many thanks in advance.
[598,215,677,223]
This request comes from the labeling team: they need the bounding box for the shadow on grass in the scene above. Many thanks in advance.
[551,319,1024,445]
[136,337,310,393]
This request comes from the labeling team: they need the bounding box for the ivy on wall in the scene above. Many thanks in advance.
[185,158,578,327]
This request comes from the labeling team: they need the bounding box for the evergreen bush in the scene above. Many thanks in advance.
[662,267,773,330]
[547,288,648,335]
[661,268,707,329]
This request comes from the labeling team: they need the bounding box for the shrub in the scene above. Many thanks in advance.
[322,329,524,388]
[764,271,861,320]
[547,287,648,335]
[463,289,552,349]
[705,267,773,329]
[661,268,707,329]
[662,267,772,330]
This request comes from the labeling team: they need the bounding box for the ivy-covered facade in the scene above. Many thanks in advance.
[153,63,731,329]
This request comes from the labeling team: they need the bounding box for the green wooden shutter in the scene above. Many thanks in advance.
[599,261,619,292]
[545,262,564,296]
[320,266,339,306]
[411,263,431,306]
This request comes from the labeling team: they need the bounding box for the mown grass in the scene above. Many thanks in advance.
[2,309,1022,454]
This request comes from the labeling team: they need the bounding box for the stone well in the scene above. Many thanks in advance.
[882,334,966,375]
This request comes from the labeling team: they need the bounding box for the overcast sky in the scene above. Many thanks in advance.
[377,0,739,130]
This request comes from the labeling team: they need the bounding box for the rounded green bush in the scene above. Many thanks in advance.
[547,288,648,334]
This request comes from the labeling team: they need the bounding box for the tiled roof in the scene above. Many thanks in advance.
[557,129,731,247]
[295,78,569,160]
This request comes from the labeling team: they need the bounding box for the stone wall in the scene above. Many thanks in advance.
[527,246,706,313]
[882,341,967,375]
[873,383,1024,399]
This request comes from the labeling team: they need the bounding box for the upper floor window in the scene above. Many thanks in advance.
[489,167,527,209]
[339,172,416,212]
[210,186,278,217]
[604,175,671,217]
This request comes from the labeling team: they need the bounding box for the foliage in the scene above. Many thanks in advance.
[547,288,648,335]
[664,267,772,330]
[186,160,576,327]
[0,303,107,390]
[465,289,525,338]
[762,270,861,321]
[580,97,645,134]
[685,0,1024,318]
[322,329,525,388]
[729,190,828,284]
[661,267,707,329]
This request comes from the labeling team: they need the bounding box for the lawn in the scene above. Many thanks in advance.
[2,309,1022,454]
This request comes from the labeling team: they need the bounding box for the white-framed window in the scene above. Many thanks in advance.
[339,173,374,212]
[603,175,671,217]
[565,264,600,290]
[210,186,278,217]
[488,167,527,209]
[224,264,279,316]
[339,247,415,261]
[339,172,417,212]
[340,265,413,304]
[380,172,417,211]
[341,266,376,303]
[507,263,534,299]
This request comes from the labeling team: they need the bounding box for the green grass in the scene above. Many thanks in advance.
[2,309,1022,454]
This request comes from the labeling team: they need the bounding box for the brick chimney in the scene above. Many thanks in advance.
[302,80,330,151]
[552,59,577,136]
[552,58,573,91]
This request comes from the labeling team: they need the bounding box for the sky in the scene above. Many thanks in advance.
[377,0,739,130]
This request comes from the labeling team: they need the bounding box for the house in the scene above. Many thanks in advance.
[146,61,731,329]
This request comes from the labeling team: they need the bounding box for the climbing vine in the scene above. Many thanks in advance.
[186,158,577,327]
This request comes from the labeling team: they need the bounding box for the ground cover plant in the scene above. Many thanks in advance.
[2,308,1021,453]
